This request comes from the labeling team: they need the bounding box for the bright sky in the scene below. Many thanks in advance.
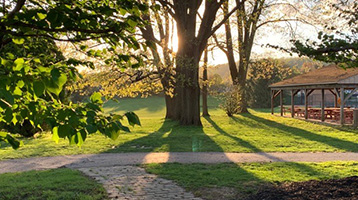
[166,0,323,66]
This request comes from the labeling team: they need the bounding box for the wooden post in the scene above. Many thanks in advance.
[321,89,325,122]
[353,109,358,128]
[291,90,295,118]
[280,90,283,116]
[334,88,339,108]
[271,90,274,115]
[340,88,345,125]
[304,89,308,119]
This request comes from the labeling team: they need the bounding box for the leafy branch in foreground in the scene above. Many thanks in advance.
[0,0,147,149]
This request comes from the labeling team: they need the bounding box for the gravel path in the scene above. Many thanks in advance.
[78,166,202,200]
[3,152,358,200]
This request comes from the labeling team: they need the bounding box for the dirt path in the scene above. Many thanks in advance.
[1,152,358,174]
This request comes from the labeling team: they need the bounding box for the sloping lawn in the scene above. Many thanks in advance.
[144,161,358,199]
[0,168,108,200]
[1,96,358,160]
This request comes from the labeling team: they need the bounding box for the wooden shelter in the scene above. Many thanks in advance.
[269,64,358,125]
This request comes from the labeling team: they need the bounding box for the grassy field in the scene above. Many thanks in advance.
[1,96,358,160]
[144,161,358,199]
[0,169,108,200]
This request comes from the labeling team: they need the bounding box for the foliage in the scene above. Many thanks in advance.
[246,59,293,108]
[0,168,108,200]
[71,69,163,102]
[219,86,243,117]
[292,1,358,66]
[206,73,229,95]
[0,37,67,137]
[0,0,147,148]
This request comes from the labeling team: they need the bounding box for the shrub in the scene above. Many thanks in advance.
[219,86,243,117]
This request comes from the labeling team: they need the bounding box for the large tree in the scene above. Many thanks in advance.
[0,0,145,148]
[159,0,237,125]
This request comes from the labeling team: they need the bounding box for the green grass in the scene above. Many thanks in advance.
[144,161,358,198]
[0,168,108,200]
[1,96,358,160]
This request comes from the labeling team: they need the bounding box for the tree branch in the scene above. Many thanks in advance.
[7,0,26,19]
[212,33,228,54]
[157,0,176,19]
[257,18,310,29]
[209,5,239,38]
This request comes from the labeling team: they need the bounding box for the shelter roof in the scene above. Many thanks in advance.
[270,64,358,89]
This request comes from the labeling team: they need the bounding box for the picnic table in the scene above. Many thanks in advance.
[287,107,354,123]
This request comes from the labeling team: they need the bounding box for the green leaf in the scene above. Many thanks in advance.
[58,124,72,138]
[105,123,120,140]
[125,112,141,126]
[1,58,8,65]
[0,90,14,105]
[46,72,67,96]
[90,92,103,104]
[57,73,67,87]
[51,68,61,82]
[37,13,47,20]
[0,131,7,138]
[33,58,41,63]
[14,58,25,71]
[80,129,87,142]
[13,87,22,96]
[52,127,60,143]
[119,8,127,15]
[86,124,97,134]
[12,38,25,45]
[17,80,25,88]
[4,108,13,123]
[33,81,45,97]
[6,133,22,149]
[119,124,130,132]
[75,132,84,147]
[127,19,137,28]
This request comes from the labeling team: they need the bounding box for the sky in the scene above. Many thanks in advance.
[165,0,325,66]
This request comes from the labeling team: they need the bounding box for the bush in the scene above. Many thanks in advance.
[219,86,243,117]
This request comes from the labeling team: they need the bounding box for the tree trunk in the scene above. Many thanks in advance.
[174,51,202,126]
[202,48,210,116]
[236,76,248,113]
[164,94,175,119]
[169,0,224,126]
[174,24,202,125]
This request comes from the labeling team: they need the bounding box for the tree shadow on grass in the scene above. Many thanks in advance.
[204,116,261,152]
[103,97,166,114]
[202,116,337,184]
[239,114,358,152]
[110,119,225,153]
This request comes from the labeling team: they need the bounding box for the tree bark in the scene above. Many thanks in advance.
[174,43,202,125]
[171,0,223,126]
[202,48,210,116]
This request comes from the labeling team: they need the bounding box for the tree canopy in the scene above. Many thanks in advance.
[0,0,146,148]
[292,1,358,66]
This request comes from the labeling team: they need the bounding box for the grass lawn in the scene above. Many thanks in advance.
[1,96,358,160]
[144,161,358,199]
[0,168,108,200]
